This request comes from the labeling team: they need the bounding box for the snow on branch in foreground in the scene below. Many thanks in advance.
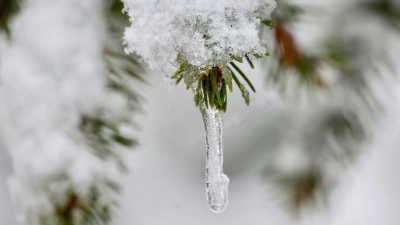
[0,0,136,224]
[122,0,276,77]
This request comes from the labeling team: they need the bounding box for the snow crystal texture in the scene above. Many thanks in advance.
[122,0,276,75]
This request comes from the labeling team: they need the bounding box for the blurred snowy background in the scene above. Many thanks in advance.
[2,69,400,225]
[1,0,400,225]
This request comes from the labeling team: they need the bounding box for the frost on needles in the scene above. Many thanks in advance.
[122,0,276,213]
[122,0,276,77]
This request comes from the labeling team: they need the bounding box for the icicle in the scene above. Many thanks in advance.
[200,103,229,213]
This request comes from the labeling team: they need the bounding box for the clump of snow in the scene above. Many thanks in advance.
[122,0,276,76]
[0,0,131,224]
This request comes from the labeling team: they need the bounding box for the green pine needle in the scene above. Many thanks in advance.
[176,75,183,84]
[245,55,254,69]
[229,67,250,105]
[211,68,223,106]
[230,62,256,92]
[261,19,275,29]
[203,78,209,109]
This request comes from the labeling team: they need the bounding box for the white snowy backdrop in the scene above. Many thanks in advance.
[115,69,400,225]
[1,0,400,224]
[1,61,400,225]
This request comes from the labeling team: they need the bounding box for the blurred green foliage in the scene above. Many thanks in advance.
[0,0,20,36]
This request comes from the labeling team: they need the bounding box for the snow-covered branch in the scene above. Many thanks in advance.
[0,0,138,224]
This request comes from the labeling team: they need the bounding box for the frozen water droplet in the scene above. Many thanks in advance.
[200,104,229,213]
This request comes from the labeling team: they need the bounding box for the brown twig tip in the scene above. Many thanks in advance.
[274,22,302,67]
[65,194,80,213]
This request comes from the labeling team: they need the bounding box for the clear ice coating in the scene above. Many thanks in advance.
[200,103,229,213]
